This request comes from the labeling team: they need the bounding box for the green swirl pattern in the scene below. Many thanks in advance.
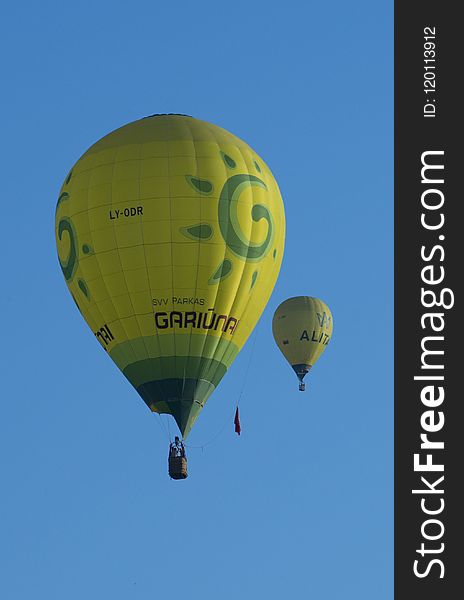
[218,174,273,261]
[58,217,78,281]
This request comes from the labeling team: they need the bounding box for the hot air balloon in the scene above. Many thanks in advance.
[272,297,332,391]
[55,114,285,477]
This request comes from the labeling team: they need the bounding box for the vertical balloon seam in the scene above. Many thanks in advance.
[80,157,122,355]
[306,303,315,366]
[181,120,228,434]
[79,176,118,356]
[310,297,319,365]
[314,298,324,364]
[105,148,144,367]
[181,121,201,412]
[319,298,329,362]
[307,299,315,365]
[188,122,227,396]
[134,140,164,398]
[165,134,178,418]
[187,123,228,432]
[152,121,177,417]
[314,299,321,348]
[189,129,227,417]
[87,159,138,370]
[191,133,231,420]
[131,142,155,372]
[106,149,145,369]
[144,135,172,412]
[87,220,136,371]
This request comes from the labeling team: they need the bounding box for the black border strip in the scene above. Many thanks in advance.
[395,3,461,597]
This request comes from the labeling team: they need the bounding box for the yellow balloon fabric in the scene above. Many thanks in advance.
[272,297,333,385]
[55,115,285,437]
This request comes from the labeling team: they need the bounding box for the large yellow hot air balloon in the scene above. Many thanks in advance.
[272,297,332,391]
[55,114,285,443]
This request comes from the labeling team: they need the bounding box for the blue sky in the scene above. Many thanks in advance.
[1,1,392,598]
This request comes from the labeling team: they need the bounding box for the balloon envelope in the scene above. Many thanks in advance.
[272,296,333,384]
[55,115,285,437]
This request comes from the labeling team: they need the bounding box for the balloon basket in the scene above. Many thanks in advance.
[168,456,188,480]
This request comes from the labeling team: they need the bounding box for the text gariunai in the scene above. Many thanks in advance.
[154,309,239,335]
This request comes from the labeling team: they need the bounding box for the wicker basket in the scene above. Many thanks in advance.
[168,456,188,479]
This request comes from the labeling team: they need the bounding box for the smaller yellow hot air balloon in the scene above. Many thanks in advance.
[272,297,333,391]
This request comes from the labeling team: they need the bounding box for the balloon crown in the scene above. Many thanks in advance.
[143,113,193,119]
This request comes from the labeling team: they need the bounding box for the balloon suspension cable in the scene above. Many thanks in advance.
[183,406,237,450]
[184,325,260,450]
[154,412,172,442]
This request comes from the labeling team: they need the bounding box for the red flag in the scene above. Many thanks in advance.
[234,407,241,435]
